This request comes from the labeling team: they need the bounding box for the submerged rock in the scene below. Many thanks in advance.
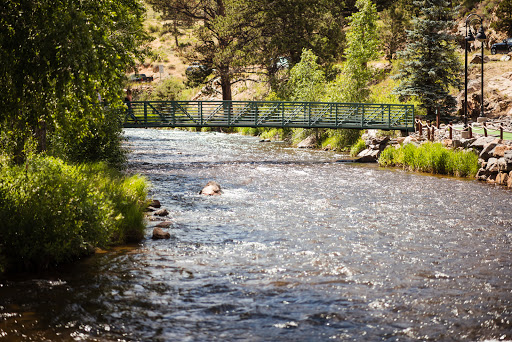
[200,181,222,196]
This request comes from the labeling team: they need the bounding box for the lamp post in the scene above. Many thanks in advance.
[464,14,486,128]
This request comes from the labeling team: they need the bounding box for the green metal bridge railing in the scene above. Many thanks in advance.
[123,100,414,131]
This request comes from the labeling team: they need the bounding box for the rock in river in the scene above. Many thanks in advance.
[152,227,171,239]
[155,221,172,228]
[153,208,169,217]
[200,181,222,196]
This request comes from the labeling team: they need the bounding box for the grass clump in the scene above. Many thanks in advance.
[350,138,367,157]
[0,156,149,272]
[378,142,479,177]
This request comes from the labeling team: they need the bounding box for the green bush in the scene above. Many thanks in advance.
[49,108,127,169]
[350,138,367,157]
[322,129,363,151]
[378,145,396,166]
[378,142,479,177]
[0,156,148,272]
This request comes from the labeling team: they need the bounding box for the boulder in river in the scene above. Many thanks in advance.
[200,181,222,196]
[152,227,171,239]
[150,199,161,208]
[153,208,169,217]
[297,135,317,149]
[155,221,172,228]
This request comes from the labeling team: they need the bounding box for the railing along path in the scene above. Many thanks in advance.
[123,100,415,131]
[415,118,512,141]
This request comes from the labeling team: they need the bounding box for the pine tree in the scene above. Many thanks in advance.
[393,0,462,118]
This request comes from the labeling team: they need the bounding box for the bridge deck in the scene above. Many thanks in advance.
[123,100,414,131]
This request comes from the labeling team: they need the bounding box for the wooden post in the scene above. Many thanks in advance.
[419,120,423,136]
[469,125,472,139]
[436,107,440,128]
[431,125,435,141]
[449,121,453,140]
[483,122,487,137]
[427,121,431,141]
[500,123,504,140]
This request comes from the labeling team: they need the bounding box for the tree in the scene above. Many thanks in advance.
[287,49,326,102]
[492,0,512,36]
[148,0,262,100]
[0,0,149,162]
[380,3,409,62]
[328,0,379,103]
[393,0,462,118]
[254,0,345,67]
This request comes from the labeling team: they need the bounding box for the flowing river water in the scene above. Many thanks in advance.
[1,128,512,341]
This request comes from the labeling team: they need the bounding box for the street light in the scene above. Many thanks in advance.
[464,14,486,128]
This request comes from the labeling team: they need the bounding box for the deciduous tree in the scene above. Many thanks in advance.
[328,0,379,103]
[0,0,149,162]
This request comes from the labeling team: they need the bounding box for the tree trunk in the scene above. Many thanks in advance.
[35,120,47,153]
[220,69,232,101]
[173,20,179,47]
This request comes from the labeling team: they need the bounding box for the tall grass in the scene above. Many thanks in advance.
[378,142,479,177]
[0,156,149,272]
[350,138,367,157]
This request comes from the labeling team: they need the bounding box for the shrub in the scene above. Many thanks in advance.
[49,108,127,169]
[150,77,186,101]
[378,142,479,177]
[350,138,367,157]
[0,156,148,272]
[378,146,397,166]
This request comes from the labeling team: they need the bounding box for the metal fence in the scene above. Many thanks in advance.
[123,100,415,131]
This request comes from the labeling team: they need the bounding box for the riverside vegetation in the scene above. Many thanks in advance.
[0,157,148,273]
[0,1,151,273]
[378,142,480,177]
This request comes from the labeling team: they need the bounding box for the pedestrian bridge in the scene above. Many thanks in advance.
[123,100,414,131]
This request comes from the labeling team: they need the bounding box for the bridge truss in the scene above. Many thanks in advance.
[123,100,414,131]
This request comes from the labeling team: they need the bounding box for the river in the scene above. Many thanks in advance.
[1,128,511,341]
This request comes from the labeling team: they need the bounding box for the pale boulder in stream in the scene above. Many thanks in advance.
[200,181,223,196]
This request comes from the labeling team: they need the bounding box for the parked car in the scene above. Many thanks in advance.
[491,38,512,54]
[128,74,154,82]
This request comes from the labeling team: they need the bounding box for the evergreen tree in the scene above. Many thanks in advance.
[393,0,462,118]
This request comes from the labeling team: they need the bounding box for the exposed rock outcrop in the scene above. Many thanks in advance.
[355,136,389,162]
[297,135,317,149]
[471,137,512,187]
